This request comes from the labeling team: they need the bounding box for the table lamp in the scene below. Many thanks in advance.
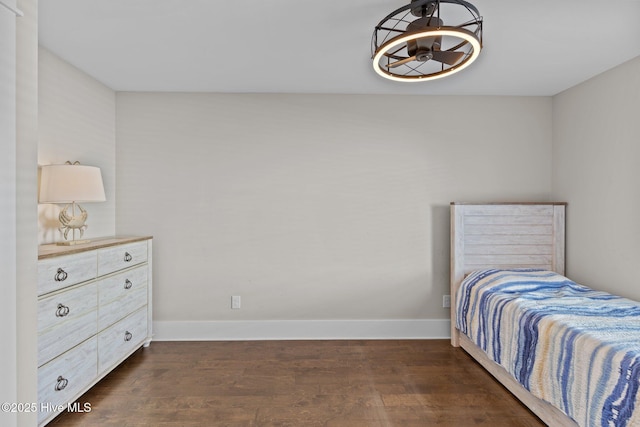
[39,161,106,245]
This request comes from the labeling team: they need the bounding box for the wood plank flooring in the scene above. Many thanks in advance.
[49,340,545,426]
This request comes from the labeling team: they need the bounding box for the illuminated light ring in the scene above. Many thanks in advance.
[372,26,481,82]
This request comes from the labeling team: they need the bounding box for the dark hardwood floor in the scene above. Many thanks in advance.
[49,340,544,426]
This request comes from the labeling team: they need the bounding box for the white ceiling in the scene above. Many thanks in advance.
[39,0,640,96]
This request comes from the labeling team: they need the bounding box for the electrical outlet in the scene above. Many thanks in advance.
[231,295,241,309]
[443,295,451,308]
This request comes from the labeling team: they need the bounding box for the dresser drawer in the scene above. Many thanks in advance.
[38,283,98,367]
[38,251,97,296]
[38,336,97,425]
[98,265,148,330]
[98,307,147,374]
[97,241,148,276]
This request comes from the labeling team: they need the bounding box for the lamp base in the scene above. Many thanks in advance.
[56,239,91,246]
[58,202,90,246]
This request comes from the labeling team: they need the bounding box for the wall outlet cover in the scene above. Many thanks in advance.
[231,295,241,309]
[443,295,451,308]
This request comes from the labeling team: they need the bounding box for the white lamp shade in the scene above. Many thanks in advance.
[39,164,106,203]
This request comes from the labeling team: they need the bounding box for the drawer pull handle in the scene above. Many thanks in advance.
[124,279,133,289]
[55,303,70,317]
[124,252,133,262]
[124,331,133,342]
[54,268,68,282]
[55,376,68,391]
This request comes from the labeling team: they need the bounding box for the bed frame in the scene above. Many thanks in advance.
[450,202,577,427]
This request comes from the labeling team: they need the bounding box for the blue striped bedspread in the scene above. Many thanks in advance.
[456,269,640,427]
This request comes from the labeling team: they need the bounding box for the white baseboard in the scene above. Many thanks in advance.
[152,319,451,341]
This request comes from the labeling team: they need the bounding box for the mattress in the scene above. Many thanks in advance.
[456,269,640,427]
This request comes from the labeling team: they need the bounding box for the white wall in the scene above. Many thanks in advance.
[38,47,116,244]
[552,56,640,299]
[0,2,19,425]
[116,92,552,337]
[16,0,39,425]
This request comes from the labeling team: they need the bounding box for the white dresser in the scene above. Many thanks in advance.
[37,236,153,425]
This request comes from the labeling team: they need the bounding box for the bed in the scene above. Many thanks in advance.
[450,202,640,427]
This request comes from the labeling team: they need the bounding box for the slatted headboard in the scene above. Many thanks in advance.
[450,202,566,346]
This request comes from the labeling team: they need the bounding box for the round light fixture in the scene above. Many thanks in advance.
[372,0,483,82]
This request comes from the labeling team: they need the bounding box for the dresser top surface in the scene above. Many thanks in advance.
[39,236,152,260]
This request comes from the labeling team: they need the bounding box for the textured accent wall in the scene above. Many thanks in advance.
[38,47,116,244]
[116,93,552,325]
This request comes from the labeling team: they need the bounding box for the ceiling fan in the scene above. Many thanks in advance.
[386,16,465,68]
[372,0,483,82]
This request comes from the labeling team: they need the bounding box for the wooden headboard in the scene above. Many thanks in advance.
[450,202,566,346]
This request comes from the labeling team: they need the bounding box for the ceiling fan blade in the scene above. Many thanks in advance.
[419,35,439,50]
[408,34,440,57]
[386,55,417,68]
[431,50,465,66]
[406,17,443,54]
